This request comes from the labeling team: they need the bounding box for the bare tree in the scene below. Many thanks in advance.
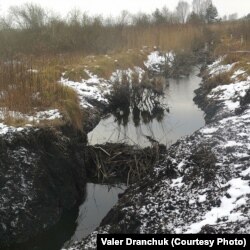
[176,1,190,23]
[161,6,171,23]
[192,0,212,17]
[132,12,151,26]
[117,10,131,26]
[67,8,82,26]
[9,3,47,29]
[228,13,238,21]
[192,0,202,16]
[201,0,212,15]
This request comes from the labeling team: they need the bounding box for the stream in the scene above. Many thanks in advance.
[67,67,205,248]
[88,67,205,147]
[17,67,205,250]
[67,67,205,247]
[65,183,125,245]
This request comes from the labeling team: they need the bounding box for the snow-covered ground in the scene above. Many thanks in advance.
[65,57,250,249]
[60,50,173,109]
[0,49,175,247]
[60,67,145,108]
[0,50,170,135]
[206,58,250,120]
[0,109,61,135]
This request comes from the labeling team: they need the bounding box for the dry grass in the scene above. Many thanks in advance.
[204,71,232,92]
[235,54,250,75]
[60,24,205,82]
[1,19,249,130]
[0,59,83,130]
[2,115,28,127]
[222,53,243,65]
[204,37,250,92]
[219,49,250,79]
[0,49,149,129]
[204,23,250,91]
[64,49,148,80]
[123,24,204,52]
[0,49,150,129]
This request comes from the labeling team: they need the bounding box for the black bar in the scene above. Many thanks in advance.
[97,234,249,249]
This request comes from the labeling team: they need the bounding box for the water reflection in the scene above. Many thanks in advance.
[65,183,125,246]
[88,68,205,147]
[107,76,168,127]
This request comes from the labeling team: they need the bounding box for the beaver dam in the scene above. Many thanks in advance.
[9,67,205,250]
[68,67,205,247]
[84,143,167,185]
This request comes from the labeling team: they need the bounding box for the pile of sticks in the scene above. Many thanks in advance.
[84,143,166,185]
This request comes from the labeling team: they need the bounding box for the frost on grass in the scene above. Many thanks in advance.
[0,109,61,135]
[60,64,146,109]
[206,57,235,76]
[60,76,111,108]
[207,81,250,114]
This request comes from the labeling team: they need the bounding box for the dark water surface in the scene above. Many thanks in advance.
[88,67,205,147]
[65,183,125,246]
[16,68,204,250]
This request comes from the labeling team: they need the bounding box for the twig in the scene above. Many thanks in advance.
[93,146,111,156]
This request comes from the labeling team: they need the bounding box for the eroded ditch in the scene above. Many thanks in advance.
[8,67,205,250]
[64,66,205,248]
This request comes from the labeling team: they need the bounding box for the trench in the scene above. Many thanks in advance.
[64,67,205,248]
[17,67,205,250]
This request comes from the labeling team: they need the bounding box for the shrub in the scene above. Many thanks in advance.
[222,53,242,64]
[171,50,196,77]
[0,59,83,130]
[204,71,232,92]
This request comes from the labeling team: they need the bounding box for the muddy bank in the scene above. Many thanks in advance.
[0,107,102,249]
[66,58,250,249]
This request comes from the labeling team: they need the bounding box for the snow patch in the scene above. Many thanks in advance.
[0,109,61,135]
[144,51,174,73]
[200,127,218,134]
[186,178,250,233]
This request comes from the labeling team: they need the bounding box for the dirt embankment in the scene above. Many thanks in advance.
[66,57,250,250]
[0,107,101,249]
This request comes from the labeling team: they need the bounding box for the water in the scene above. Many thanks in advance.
[68,70,206,244]
[14,68,205,250]
[88,67,205,147]
[64,183,125,246]
[12,183,125,250]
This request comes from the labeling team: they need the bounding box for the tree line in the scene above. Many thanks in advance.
[0,0,248,57]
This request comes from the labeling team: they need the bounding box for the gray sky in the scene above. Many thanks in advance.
[0,0,249,18]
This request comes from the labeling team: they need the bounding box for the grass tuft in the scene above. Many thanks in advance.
[0,59,83,130]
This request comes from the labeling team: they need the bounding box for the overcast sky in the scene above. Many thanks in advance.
[0,0,249,18]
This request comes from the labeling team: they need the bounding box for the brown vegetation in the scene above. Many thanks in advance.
[0,59,83,129]
[0,3,249,128]
[204,71,232,91]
